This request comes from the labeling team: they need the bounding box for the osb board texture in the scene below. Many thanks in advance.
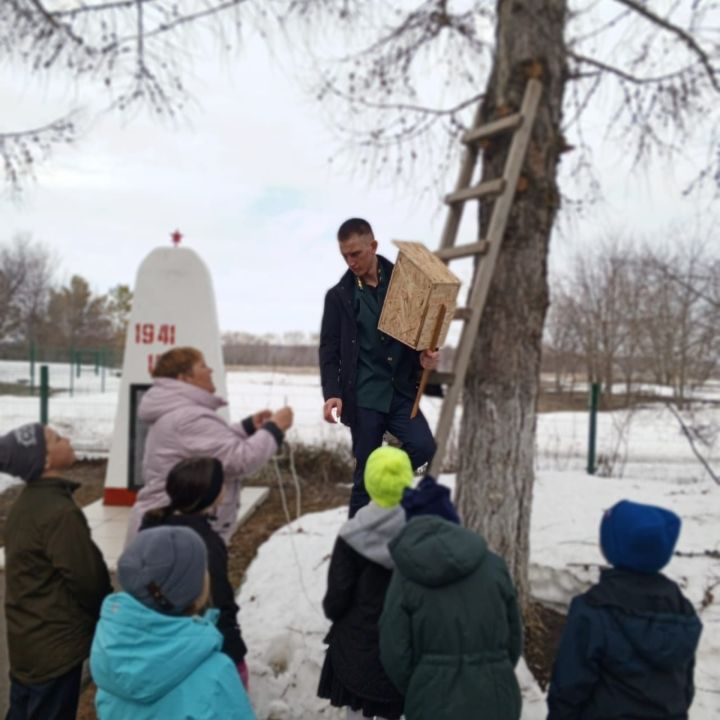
[392,240,461,284]
[379,253,459,349]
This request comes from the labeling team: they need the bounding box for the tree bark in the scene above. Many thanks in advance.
[456,0,567,610]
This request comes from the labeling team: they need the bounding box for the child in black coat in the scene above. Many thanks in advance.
[547,499,703,720]
[140,457,250,688]
[318,446,414,720]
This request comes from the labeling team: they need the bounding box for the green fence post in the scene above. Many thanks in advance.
[69,348,75,398]
[40,365,49,425]
[587,381,601,475]
[100,349,106,393]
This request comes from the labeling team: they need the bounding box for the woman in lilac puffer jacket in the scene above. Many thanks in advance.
[125,347,293,546]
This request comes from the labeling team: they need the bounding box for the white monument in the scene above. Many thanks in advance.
[104,233,227,505]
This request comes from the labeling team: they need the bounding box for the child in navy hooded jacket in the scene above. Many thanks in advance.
[547,500,702,720]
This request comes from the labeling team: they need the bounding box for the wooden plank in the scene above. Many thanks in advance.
[444,178,505,205]
[411,305,446,418]
[430,78,543,476]
[438,103,484,251]
[462,112,523,144]
[428,371,455,385]
[435,240,489,261]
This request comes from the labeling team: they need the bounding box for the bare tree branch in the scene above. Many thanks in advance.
[103,0,250,50]
[614,0,720,91]
[316,81,484,118]
[54,0,157,18]
[665,402,720,485]
[0,113,79,195]
[568,51,696,85]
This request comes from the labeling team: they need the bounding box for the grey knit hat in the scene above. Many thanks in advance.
[0,423,46,482]
[118,526,207,615]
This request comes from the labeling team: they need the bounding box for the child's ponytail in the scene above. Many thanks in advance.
[142,503,176,527]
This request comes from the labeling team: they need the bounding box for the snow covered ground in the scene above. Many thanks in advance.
[240,472,719,720]
[1,362,718,717]
[2,362,718,475]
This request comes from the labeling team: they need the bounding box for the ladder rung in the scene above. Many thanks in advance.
[453,307,471,321]
[435,240,489,261]
[445,178,505,205]
[463,113,523,144]
[429,371,455,385]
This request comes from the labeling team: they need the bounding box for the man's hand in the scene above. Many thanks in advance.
[252,409,272,430]
[270,406,294,431]
[323,397,343,424]
[420,349,440,370]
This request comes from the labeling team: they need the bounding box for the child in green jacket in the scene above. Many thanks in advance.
[379,483,523,720]
[1,423,112,720]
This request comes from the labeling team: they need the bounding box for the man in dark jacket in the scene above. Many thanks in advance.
[547,499,703,720]
[1,423,112,720]
[379,509,523,720]
[319,217,438,517]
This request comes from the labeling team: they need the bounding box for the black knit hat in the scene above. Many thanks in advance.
[0,423,46,482]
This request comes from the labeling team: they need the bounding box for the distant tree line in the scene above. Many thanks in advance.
[4,232,717,401]
[0,233,132,356]
[222,332,319,367]
[544,238,720,404]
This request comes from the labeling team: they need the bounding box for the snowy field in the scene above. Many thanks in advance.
[1,362,719,718]
[1,360,719,476]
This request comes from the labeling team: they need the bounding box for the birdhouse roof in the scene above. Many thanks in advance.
[392,241,461,285]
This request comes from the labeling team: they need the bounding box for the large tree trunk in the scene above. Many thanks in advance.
[456,0,567,610]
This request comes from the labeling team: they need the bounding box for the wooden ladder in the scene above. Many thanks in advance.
[428,78,542,477]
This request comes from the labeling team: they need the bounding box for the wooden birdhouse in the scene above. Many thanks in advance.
[378,241,461,350]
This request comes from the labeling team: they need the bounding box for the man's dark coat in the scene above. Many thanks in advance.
[319,254,421,427]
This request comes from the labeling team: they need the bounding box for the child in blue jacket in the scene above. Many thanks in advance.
[547,500,703,720]
[90,525,255,720]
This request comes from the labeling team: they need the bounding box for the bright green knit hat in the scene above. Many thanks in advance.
[364,446,413,508]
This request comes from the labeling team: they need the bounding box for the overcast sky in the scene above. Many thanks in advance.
[1,23,717,337]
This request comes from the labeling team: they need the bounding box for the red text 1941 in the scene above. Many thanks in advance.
[134,323,176,345]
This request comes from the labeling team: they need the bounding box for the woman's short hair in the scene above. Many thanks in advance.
[152,347,202,379]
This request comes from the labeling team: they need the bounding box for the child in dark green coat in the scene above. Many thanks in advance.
[379,480,523,720]
[1,423,112,720]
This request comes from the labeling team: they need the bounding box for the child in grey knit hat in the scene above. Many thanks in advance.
[2,423,112,720]
[91,526,256,720]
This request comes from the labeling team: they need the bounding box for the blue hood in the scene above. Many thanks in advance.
[91,592,224,704]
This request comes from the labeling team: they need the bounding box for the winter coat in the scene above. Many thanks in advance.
[126,378,280,545]
[4,477,112,685]
[319,255,422,427]
[91,592,255,720]
[140,512,247,663]
[547,568,703,720]
[322,503,407,704]
[379,515,523,720]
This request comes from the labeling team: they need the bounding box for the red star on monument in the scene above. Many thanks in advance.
[171,229,183,246]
